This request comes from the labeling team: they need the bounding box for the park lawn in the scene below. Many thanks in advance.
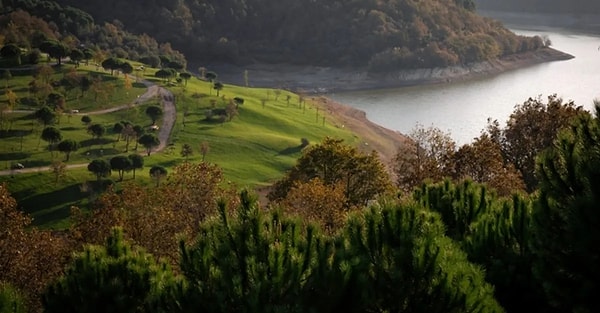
[168,78,358,187]
[2,65,360,229]
[0,62,147,112]
[0,101,163,170]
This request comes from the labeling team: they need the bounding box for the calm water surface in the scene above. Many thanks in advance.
[329,29,600,144]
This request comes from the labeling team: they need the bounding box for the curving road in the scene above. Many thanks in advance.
[0,82,176,176]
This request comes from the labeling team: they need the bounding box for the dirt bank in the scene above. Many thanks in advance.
[212,48,574,93]
[310,96,410,168]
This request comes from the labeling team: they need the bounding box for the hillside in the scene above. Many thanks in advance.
[51,0,548,71]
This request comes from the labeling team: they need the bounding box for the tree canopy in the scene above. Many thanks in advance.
[47,0,541,69]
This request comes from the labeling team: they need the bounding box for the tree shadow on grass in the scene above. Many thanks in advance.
[278,145,305,155]
[79,138,114,148]
[18,183,85,227]
[0,152,31,161]
[0,129,32,138]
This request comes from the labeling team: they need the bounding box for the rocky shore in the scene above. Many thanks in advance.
[212,47,574,94]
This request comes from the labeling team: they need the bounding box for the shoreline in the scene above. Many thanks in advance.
[211,47,574,94]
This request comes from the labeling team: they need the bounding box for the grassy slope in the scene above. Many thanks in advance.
[1,64,358,229]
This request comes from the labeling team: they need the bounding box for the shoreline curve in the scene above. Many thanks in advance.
[211,47,574,94]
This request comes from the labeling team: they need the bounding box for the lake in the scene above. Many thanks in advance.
[328,28,600,145]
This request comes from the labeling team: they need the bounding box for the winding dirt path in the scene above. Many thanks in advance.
[0,82,176,176]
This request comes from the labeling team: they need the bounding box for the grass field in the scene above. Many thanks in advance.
[0,61,358,229]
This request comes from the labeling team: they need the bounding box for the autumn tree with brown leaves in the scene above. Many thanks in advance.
[393,125,456,193]
[269,137,392,208]
[452,133,525,196]
[487,94,582,191]
[1,184,71,312]
[279,178,347,233]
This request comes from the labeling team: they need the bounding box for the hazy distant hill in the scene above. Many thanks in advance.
[475,0,600,14]
[51,0,545,71]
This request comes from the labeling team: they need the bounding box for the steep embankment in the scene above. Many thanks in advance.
[213,47,573,93]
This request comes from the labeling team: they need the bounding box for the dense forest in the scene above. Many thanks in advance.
[0,0,187,67]
[476,0,600,14]
[3,0,548,70]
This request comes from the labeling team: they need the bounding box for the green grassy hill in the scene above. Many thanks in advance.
[0,62,358,229]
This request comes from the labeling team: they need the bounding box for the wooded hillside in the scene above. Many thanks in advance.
[46,0,544,70]
[476,0,600,14]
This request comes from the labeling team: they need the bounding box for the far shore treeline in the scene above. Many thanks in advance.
[4,0,549,71]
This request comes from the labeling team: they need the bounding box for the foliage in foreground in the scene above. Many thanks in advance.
[45,191,502,313]
[43,228,181,313]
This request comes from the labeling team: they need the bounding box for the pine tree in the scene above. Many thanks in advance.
[335,202,503,313]
[43,228,181,313]
[180,190,322,313]
[531,108,600,313]
[413,179,493,241]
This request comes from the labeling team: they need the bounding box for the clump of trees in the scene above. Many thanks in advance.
[393,94,581,195]
[0,5,186,69]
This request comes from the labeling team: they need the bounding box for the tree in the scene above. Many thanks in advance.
[149,166,167,187]
[57,139,79,161]
[132,125,144,150]
[35,106,56,126]
[69,48,84,66]
[145,106,163,125]
[487,94,581,191]
[225,100,238,121]
[0,44,21,66]
[128,154,144,179]
[113,122,124,141]
[49,160,67,184]
[0,184,69,312]
[100,57,122,75]
[205,71,217,82]
[82,48,94,65]
[43,228,180,313]
[281,178,347,233]
[179,72,192,86]
[80,115,91,126]
[87,159,111,182]
[393,125,456,193]
[138,134,160,156]
[233,97,244,108]
[39,40,69,65]
[213,81,224,96]
[46,92,65,112]
[180,143,193,161]
[268,137,392,208]
[200,141,209,161]
[41,126,62,151]
[452,133,525,196]
[530,108,599,313]
[110,155,132,181]
[119,62,133,76]
[87,123,105,140]
[205,71,217,94]
[0,184,30,304]
[179,191,502,313]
